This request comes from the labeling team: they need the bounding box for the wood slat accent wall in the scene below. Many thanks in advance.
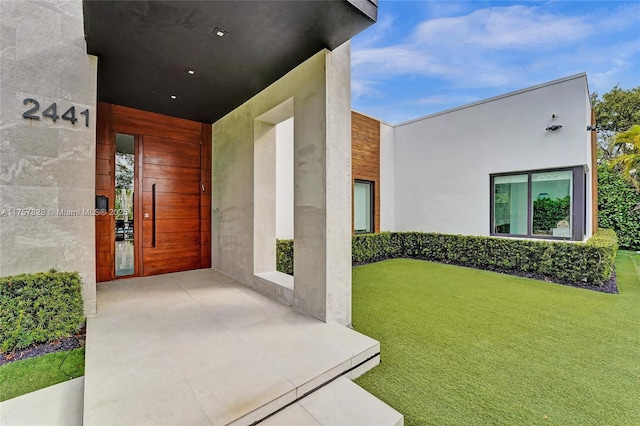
[351,111,381,233]
[95,103,115,282]
[95,102,212,281]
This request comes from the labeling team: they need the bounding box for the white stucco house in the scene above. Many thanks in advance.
[0,0,596,422]
[347,73,597,242]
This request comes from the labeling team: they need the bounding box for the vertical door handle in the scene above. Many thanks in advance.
[152,183,157,248]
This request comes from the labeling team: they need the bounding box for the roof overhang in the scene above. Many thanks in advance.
[83,0,377,123]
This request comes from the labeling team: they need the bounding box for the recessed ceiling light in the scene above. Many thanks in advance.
[187,69,195,75]
[170,95,177,100]
[213,27,227,37]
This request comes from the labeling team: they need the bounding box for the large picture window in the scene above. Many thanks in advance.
[354,180,374,234]
[491,167,584,240]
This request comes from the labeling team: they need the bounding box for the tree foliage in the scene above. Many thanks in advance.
[597,164,640,250]
[115,152,134,189]
[591,86,640,160]
[609,125,640,191]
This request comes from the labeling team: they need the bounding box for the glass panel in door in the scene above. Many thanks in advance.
[115,133,135,277]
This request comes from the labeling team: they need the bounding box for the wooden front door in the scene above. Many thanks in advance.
[140,135,202,276]
[96,103,212,281]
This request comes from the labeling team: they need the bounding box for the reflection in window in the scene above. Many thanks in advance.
[493,174,528,235]
[532,170,572,237]
[354,180,373,234]
[115,133,135,277]
[492,168,577,240]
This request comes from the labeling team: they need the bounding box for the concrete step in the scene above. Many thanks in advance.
[260,377,403,426]
[0,377,84,426]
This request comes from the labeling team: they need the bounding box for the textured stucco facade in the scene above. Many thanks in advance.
[359,74,593,240]
[392,74,593,238]
[212,43,353,325]
[0,0,98,314]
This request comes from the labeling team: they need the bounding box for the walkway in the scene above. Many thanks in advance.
[82,268,402,425]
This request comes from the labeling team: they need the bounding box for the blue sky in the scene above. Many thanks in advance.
[351,1,640,124]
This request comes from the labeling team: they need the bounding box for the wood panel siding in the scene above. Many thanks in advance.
[95,103,115,282]
[351,111,381,233]
[95,102,212,281]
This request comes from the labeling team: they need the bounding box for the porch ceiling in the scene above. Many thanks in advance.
[82,0,377,123]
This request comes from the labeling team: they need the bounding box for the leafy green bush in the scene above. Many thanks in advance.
[0,270,84,353]
[352,232,402,264]
[276,240,294,275]
[277,229,618,287]
[532,196,570,233]
[598,164,640,250]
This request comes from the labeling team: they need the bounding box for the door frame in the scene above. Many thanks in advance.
[95,102,212,282]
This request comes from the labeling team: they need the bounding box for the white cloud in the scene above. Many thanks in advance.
[352,0,639,124]
[352,13,396,48]
[587,40,640,91]
[418,6,591,50]
[351,78,384,99]
[351,3,613,99]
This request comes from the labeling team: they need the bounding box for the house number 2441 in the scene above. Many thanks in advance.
[22,98,89,127]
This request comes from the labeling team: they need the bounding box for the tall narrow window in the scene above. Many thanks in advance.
[354,180,374,234]
[491,167,584,240]
[115,133,135,277]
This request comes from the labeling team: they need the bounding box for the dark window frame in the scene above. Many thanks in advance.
[354,179,375,234]
[490,166,585,241]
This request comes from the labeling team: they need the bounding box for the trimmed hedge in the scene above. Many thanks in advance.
[278,229,618,287]
[0,270,84,353]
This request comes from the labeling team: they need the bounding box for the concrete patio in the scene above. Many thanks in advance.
[80,268,402,425]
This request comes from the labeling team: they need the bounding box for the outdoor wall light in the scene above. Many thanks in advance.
[213,27,227,37]
[187,69,195,75]
[170,95,177,100]
[546,114,562,131]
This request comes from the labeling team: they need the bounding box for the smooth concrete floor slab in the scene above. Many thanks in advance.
[0,377,84,426]
[84,269,381,425]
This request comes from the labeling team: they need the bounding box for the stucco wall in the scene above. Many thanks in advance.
[0,0,98,314]
[212,43,352,324]
[392,74,592,238]
[379,121,395,231]
[275,117,294,240]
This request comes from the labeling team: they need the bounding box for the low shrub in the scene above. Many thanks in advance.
[277,229,618,287]
[0,270,84,353]
[352,232,402,264]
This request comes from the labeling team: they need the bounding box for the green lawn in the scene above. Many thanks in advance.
[0,348,85,402]
[353,251,640,426]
